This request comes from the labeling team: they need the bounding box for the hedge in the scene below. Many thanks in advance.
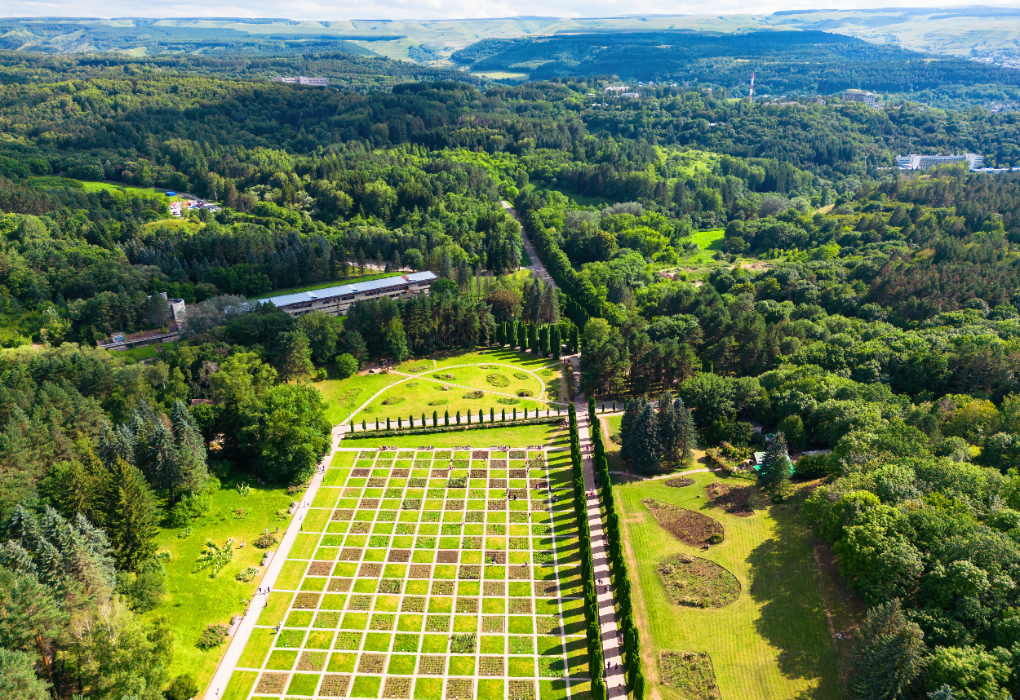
[568,404,605,700]
[589,398,642,700]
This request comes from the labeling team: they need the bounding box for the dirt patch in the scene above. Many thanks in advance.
[657,554,740,608]
[664,477,694,488]
[704,482,756,517]
[659,651,720,700]
[644,499,724,546]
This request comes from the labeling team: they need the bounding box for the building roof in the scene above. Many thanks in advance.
[261,271,437,309]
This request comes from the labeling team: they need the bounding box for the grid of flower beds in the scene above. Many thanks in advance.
[231,448,591,700]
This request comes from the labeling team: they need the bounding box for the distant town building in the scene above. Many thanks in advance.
[622,92,640,99]
[897,153,984,170]
[605,86,629,92]
[843,89,877,108]
[260,272,437,317]
[272,76,328,86]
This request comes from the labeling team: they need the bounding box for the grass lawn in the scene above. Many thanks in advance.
[118,344,167,362]
[148,475,295,688]
[617,472,843,700]
[345,423,569,449]
[75,179,189,200]
[316,371,402,426]
[432,348,558,371]
[317,348,566,429]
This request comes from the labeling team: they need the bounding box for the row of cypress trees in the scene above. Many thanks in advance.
[589,398,645,700]
[568,404,607,700]
[494,321,579,358]
[351,406,563,430]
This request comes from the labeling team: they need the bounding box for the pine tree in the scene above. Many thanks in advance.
[849,600,926,700]
[273,330,314,381]
[619,399,643,463]
[658,392,682,468]
[104,459,160,571]
[676,401,698,467]
[170,400,209,495]
[757,431,791,497]
[632,404,662,475]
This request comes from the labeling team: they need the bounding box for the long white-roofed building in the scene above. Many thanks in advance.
[260,272,437,317]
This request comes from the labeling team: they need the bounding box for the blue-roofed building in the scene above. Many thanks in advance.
[259,272,437,317]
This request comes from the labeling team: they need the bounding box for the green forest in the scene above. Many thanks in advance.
[2,31,1020,700]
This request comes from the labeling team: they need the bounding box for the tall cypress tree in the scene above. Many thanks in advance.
[540,326,549,357]
[551,326,561,360]
[528,324,538,354]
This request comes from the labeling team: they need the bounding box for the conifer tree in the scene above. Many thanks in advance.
[658,392,682,469]
[551,326,561,360]
[632,404,662,475]
[676,401,698,467]
[757,431,791,497]
[540,326,549,356]
[849,600,926,700]
[104,458,160,571]
[528,324,538,354]
[619,399,643,463]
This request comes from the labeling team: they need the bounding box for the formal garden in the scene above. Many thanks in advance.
[316,349,570,430]
[221,448,593,700]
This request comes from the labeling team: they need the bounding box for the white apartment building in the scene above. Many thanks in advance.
[843,89,877,108]
[272,76,329,86]
[260,272,437,317]
[896,153,984,170]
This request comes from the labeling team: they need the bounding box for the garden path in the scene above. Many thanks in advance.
[568,356,628,699]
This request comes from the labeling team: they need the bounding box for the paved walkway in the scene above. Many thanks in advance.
[568,356,627,699]
[505,198,627,697]
[502,200,553,287]
[202,426,344,700]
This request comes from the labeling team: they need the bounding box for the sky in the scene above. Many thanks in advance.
[3,0,1020,20]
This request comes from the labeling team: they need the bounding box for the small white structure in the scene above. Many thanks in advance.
[622,92,640,99]
[605,86,629,92]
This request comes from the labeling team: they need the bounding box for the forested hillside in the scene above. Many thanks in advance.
[2,47,1020,700]
[452,30,1020,107]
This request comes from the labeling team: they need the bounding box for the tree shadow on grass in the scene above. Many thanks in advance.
[746,496,844,700]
